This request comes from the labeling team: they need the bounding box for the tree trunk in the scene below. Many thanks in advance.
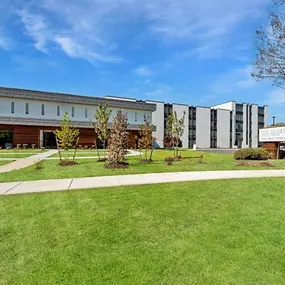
[72,137,80,162]
[149,146,154,161]
[94,139,101,160]
[55,137,62,162]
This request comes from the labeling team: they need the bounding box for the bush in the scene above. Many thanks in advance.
[165,156,174,165]
[16,144,22,149]
[31,144,37,149]
[163,136,182,148]
[234,148,269,160]
[23,144,29,149]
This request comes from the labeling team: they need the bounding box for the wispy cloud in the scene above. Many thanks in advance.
[55,37,122,63]
[18,9,49,53]
[267,89,285,105]
[2,0,271,61]
[133,66,154,77]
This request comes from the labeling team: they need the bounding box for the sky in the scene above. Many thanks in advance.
[0,0,284,123]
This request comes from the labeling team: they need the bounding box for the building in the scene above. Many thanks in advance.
[0,87,156,148]
[148,100,268,149]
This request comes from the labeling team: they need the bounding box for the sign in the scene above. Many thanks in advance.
[259,127,285,142]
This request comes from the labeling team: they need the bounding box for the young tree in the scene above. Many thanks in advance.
[91,103,112,159]
[252,0,285,88]
[54,112,80,163]
[107,110,129,166]
[166,111,186,157]
[138,116,154,161]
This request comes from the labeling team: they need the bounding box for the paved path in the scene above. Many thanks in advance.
[1,169,285,195]
[0,150,58,173]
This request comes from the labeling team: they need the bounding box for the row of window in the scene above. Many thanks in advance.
[10,102,141,122]
[11,102,87,118]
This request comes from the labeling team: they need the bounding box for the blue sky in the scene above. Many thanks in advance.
[0,0,284,123]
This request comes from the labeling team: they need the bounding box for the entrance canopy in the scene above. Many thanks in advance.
[259,126,285,142]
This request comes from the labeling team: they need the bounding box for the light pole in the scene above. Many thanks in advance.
[273,116,276,126]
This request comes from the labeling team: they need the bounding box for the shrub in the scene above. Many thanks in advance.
[234,148,269,160]
[23,144,29,149]
[31,144,37,149]
[16,144,22,149]
[165,156,174,165]
[163,136,182,148]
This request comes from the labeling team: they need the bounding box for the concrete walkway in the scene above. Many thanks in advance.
[0,150,58,173]
[1,169,285,195]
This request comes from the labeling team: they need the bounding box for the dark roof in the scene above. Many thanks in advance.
[0,87,156,112]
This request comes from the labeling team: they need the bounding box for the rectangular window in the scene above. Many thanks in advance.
[135,112,137,122]
[11,102,14,114]
[57,106,60,116]
[72,107,75,117]
[25,103,29,114]
[85,108,88,118]
[41,104,45,115]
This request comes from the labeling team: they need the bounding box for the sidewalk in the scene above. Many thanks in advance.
[1,169,285,195]
[0,150,58,173]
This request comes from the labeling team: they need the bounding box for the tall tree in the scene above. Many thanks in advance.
[166,111,186,157]
[54,112,80,163]
[107,110,129,166]
[252,0,285,88]
[91,103,112,159]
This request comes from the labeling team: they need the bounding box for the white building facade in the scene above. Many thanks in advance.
[150,100,268,149]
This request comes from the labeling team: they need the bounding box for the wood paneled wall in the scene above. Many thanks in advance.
[0,124,139,149]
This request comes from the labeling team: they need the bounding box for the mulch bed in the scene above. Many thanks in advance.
[58,161,79,167]
[105,162,129,169]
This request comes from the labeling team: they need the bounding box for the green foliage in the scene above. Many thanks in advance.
[91,104,112,158]
[166,111,186,157]
[234,148,269,160]
[54,112,80,162]
[107,110,129,165]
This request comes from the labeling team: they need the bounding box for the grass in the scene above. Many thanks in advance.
[0,149,285,183]
[0,160,13,166]
[52,149,107,157]
[0,149,46,158]
[1,178,285,284]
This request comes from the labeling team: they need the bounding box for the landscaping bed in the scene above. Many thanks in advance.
[0,150,285,183]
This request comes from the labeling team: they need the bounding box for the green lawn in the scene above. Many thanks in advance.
[0,160,13,166]
[1,178,285,284]
[0,149,285,183]
[52,149,107,157]
[0,149,46,158]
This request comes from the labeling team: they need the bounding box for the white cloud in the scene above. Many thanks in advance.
[0,36,11,50]
[2,0,272,60]
[133,66,153,77]
[267,89,285,105]
[55,37,122,63]
[18,9,49,53]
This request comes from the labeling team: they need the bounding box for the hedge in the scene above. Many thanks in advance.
[233,148,269,160]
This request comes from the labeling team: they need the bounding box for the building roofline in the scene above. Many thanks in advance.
[0,87,156,112]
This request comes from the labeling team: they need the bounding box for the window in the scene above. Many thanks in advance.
[25,103,29,114]
[72,107,75,117]
[135,112,137,122]
[11,102,14,114]
[41,104,45,115]
[57,106,60,117]
[85,108,88,118]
